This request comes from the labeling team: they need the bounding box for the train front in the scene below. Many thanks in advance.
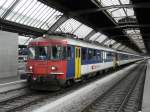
[23,37,67,90]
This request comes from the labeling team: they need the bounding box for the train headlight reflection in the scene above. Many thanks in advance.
[51,66,56,71]
[29,66,33,70]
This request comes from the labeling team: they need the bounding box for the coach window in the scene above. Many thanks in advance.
[81,48,87,60]
[88,49,93,60]
[93,50,97,61]
[107,52,113,61]
[67,46,71,60]
[97,51,101,62]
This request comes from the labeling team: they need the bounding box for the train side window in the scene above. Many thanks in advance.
[97,51,101,62]
[93,50,97,61]
[81,48,87,60]
[88,49,93,60]
[67,46,71,60]
[107,52,113,61]
[101,51,104,62]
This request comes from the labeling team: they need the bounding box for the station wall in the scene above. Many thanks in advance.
[0,31,18,78]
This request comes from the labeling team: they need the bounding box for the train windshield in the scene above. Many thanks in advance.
[28,45,66,60]
[51,45,66,60]
[28,46,48,60]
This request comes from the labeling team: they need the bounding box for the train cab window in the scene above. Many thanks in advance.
[28,46,48,60]
[51,45,66,60]
[81,48,87,60]
[67,46,71,60]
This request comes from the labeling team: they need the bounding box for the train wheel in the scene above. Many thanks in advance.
[81,76,87,82]
[62,79,74,88]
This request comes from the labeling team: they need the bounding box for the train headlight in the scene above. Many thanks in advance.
[51,66,56,71]
[29,66,33,70]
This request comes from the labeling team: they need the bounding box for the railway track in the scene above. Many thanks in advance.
[0,86,72,112]
[0,69,112,112]
[82,62,146,112]
[0,80,30,105]
[0,62,142,112]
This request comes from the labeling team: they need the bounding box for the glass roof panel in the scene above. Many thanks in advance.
[2,0,15,8]
[89,32,102,41]
[16,3,44,23]
[125,29,146,52]
[41,11,62,30]
[113,43,121,48]
[97,0,145,53]
[111,8,126,18]
[104,39,111,45]
[100,0,120,6]
[0,0,7,6]
[56,18,93,38]
[0,0,15,17]
[73,25,93,38]
[96,35,107,43]
[111,40,116,44]
[120,0,130,4]
[33,7,51,27]
[104,39,116,46]
[118,45,125,50]
[56,18,81,33]
[36,9,56,28]
[29,6,49,27]
[3,0,62,30]
[26,5,47,26]
[126,8,134,16]
[97,0,136,22]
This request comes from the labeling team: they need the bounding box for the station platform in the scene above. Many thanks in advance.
[0,75,21,84]
[0,62,25,85]
[142,60,150,112]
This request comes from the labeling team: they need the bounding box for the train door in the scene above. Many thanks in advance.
[66,46,75,79]
[75,47,81,79]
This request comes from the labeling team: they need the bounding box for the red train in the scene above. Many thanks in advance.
[21,33,143,90]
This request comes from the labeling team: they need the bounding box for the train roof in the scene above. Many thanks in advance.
[30,33,140,56]
[31,34,115,52]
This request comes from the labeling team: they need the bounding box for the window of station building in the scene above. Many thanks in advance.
[81,47,87,60]
[67,46,71,60]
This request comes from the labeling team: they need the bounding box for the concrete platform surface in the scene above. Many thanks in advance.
[142,60,150,112]
[0,75,20,84]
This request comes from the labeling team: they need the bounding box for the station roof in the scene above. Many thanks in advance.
[0,0,149,54]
